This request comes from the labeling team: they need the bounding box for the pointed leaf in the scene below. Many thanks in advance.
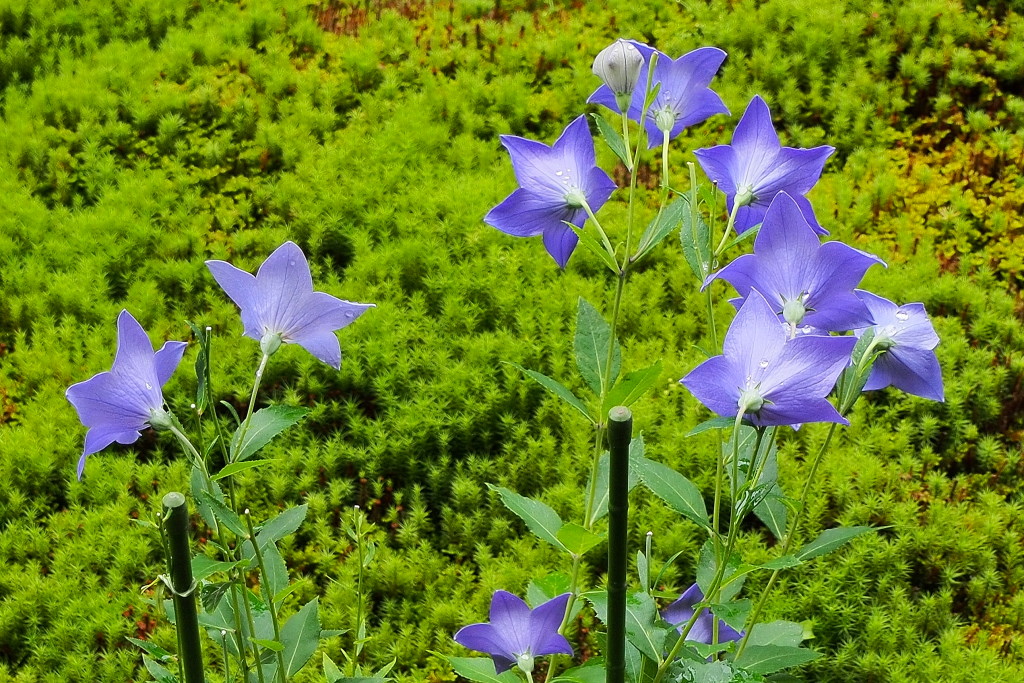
[731,644,821,675]
[574,297,622,395]
[447,656,521,683]
[603,361,663,413]
[487,485,567,551]
[680,195,712,280]
[795,526,875,560]
[257,505,309,547]
[556,523,604,556]
[507,363,595,423]
[527,573,573,608]
[744,620,805,648]
[591,113,630,168]
[187,321,210,414]
[197,489,248,538]
[566,221,620,275]
[212,458,273,481]
[143,656,178,683]
[634,197,687,263]
[191,554,240,583]
[686,416,739,437]
[230,405,309,462]
[280,598,321,676]
[624,591,665,662]
[633,457,709,529]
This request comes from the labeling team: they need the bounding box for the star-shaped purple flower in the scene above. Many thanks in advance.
[663,584,743,644]
[855,290,944,401]
[706,192,884,333]
[65,310,187,480]
[681,290,856,427]
[206,241,373,369]
[694,95,834,235]
[485,116,616,268]
[454,591,573,674]
[588,42,729,148]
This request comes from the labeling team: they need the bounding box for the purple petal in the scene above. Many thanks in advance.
[542,225,579,269]
[587,84,622,113]
[723,290,788,377]
[206,260,258,316]
[153,341,188,387]
[754,145,834,199]
[454,623,516,672]
[66,371,151,430]
[731,96,780,161]
[81,423,143,459]
[485,188,575,238]
[694,145,740,196]
[584,166,618,212]
[680,356,741,419]
[663,584,702,627]
[500,135,567,198]
[787,192,829,236]
[529,593,572,653]
[866,347,944,401]
[290,331,342,369]
[555,115,598,178]
[110,313,161,403]
[254,242,315,334]
[488,591,532,657]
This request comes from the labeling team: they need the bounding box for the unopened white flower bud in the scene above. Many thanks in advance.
[592,39,643,99]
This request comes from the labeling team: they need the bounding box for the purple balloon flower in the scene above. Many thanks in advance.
[588,42,729,148]
[695,95,834,235]
[706,192,884,334]
[454,591,573,674]
[485,115,616,268]
[663,584,743,644]
[65,310,187,480]
[855,290,944,401]
[681,290,855,427]
[206,241,373,369]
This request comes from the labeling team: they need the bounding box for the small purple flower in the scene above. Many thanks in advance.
[706,192,884,333]
[695,95,834,235]
[681,290,855,427]
[588,42,729,148]
[454,591,573,674]
[206,242,372,369]
[855,290,944,401]
[65,310,187,480]
[485,116,616,268]
[663,584,743,644]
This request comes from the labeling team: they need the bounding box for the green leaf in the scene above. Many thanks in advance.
[591,112,630,168]
[624,591,665,662]
[686,416,738,437]
[633,197,688,263]
[760,555,802,571]
[603,360,663,413]
[323,653,345,683]
[731,644,821,675]
[252,638,284,652]
[751,443,786,541]
[633,457,709,529]
[127,637,173,662]
[143,656,178,683]
[527,573,572,608]
[680,659,734,683]
[637,550,649,593]
[592,435,643,523]
[230,405,309,462]
[487,485,566,551]
[574,297,622,396]
[447,656,521,683]
[201,582,233,612]
[709,599,750,633]
[191,466,225,532]
[191,554,239,582]
[565,221,620,275]
[261,540,289,598]
[745,620,806,648]
[551,662,607,683]
[257,505,308,547]
[280,598,321,676]
[555,523,604,556]
[197,489,248,538]
[795,526,875,560]
[679,195,712,281]
[211,458,273,481]
[507,363,595,423]
[720,222,761,253]
[696,541,744,603]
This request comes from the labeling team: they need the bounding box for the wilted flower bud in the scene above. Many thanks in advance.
[592,39,643,103]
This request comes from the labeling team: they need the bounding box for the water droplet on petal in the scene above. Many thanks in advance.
[145,382,153,390]
[895,311,909,321]
[555,170,563,176]
[758,359,769,368]
[344,311,354,319]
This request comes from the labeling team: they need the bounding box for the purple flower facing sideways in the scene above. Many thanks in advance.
[485,116,616,268]
[589,42,729,148]
[681,290,856,427]
[706,192,884,334]
[695,95,834,235]
[855,290,944,401]
[206,242,373,369]
[65,310,187,480]
[454,591,573,674]
[663,584,743,644]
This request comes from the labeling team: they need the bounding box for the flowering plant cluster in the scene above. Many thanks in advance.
[458,37,944,683]
[61,37,944,683]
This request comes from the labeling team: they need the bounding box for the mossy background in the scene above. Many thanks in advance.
[1,0,1023,681]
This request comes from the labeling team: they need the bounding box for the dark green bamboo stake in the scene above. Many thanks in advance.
[607,406,632,683]
[163,492,206,683]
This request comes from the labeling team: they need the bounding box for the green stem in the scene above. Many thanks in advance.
[580,199,618,269]
[233,354,270,463]
[243,510,287,683]
[735,421,840,658]
[713,200,743,258]
[620,109,633,174]
[162,493,206,683]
